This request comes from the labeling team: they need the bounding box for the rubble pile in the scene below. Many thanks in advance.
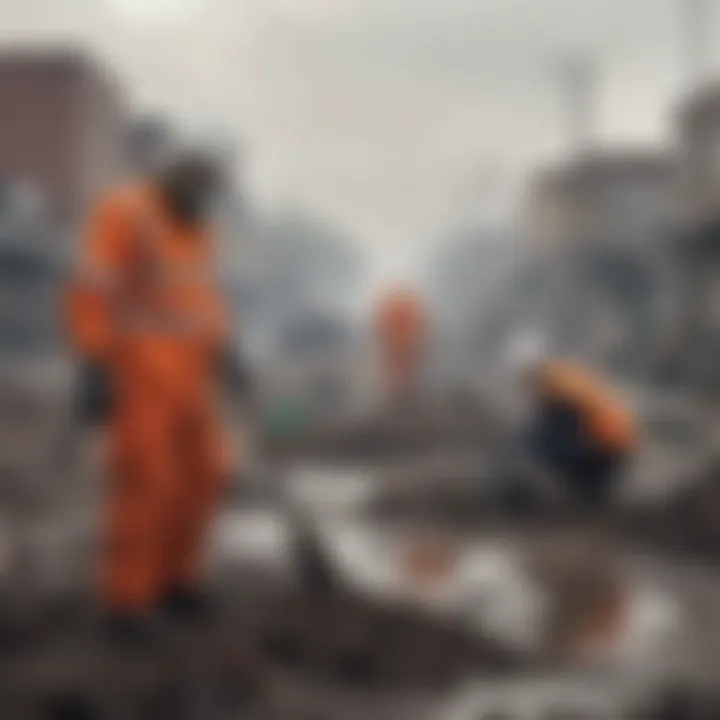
[3,566,716,719]
[0,569,522,719]
[620,462,720,562]
[262,397,500,465]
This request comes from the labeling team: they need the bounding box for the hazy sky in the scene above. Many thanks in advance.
[0,0,715,278]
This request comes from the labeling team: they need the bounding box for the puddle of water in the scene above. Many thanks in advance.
[320,522,686,668]
[317,521,550,652]
[217,464,689,676]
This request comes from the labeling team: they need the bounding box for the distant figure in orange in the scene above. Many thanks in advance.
[65,130,241,646]
[375,287,428,402]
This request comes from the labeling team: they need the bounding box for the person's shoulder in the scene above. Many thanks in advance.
[84,184,156,248]
[543,360,595,398]
[560,362,625,409]
[550,360,597,384]
[89,181,155,219]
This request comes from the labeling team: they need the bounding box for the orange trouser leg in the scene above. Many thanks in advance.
[101,397,179,613]
[162,409,224,590]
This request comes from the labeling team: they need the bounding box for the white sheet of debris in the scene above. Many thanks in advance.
[213,509,292,572]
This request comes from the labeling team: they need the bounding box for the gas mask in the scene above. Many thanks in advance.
[159,157,222,228]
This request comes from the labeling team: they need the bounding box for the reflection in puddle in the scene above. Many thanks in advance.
[218,465,687,675]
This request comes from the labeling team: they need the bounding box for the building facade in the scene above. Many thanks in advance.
[677,83,720,224]
[0,49,125,231]
[523,151,675,253]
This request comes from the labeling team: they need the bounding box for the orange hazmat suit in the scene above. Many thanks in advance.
[65,184,229,613]
[375,289,427,397]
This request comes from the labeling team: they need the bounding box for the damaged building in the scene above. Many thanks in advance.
[481,150,678,376]
[657,84,720,392]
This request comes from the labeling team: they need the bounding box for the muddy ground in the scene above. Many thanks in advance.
[0,563,522,719]
[3,557,720,720]
[4,403,720,718]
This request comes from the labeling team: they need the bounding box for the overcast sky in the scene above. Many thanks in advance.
[0,0,716,280]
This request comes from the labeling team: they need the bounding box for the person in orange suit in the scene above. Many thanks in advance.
[65,133,239,643]
[375,287,428,402]
[507,334,636,509]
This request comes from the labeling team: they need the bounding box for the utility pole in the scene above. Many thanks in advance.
[682,0,710,88]
[557,53,599,158]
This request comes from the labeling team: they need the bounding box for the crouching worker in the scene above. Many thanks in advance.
[64,129,242,646]
[504,335,637,511]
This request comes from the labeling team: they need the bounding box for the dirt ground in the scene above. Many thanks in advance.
[0,561,524,719]
[5,403,720,719]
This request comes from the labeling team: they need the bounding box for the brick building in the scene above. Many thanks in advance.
[0,49,125,231]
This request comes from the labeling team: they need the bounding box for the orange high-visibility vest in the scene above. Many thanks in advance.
[538,362,636,452]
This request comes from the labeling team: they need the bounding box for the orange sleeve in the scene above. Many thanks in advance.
[569,370,636,451]
[586,391,636,451]
[63,195,133,362]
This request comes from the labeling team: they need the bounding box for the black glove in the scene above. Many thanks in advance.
[75,361,114,426]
